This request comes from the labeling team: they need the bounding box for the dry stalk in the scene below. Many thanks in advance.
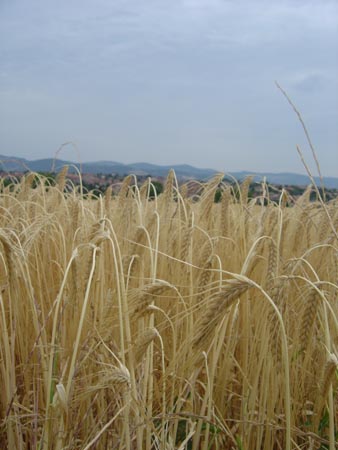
[104,185,112,215]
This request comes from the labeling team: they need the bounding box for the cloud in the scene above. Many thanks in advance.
[0,0,337,175]
[2,1,337,89]
[2,1,337,55]
[290,73,326,92]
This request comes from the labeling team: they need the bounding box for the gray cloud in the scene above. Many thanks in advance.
[0,0,337,176]
[290,73,326,92]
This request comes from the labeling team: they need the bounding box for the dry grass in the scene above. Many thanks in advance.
[0,171,337,449]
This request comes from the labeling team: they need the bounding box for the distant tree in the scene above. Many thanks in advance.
[214,189,222,203]
[149,181,163,199]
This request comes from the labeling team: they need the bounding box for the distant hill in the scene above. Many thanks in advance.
[0,154,337,188]
[225,171,338,189]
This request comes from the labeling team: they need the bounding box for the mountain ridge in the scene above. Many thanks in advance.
[0,154,337,188]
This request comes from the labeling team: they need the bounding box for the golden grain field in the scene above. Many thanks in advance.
[0,169,337,449]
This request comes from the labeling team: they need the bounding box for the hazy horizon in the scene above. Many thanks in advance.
[1,0,337,176]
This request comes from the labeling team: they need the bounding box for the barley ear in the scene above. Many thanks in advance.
[321,353,338,400]
[300,288,319,352]
[56,165,69,192]
[193,279,250,349]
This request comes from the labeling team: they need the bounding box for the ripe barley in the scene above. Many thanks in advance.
[108,364,131,390]
[300,288,319,352]
[266,239,277,292]
[192,279,250,349]
[240,176,253,205]
[56,165,69,192]
[321,353,338,400]
[196,256,213,303]
[0,170,337,450]
[133,328,159,362]
[128,282,171,319]
[180,226,193,262]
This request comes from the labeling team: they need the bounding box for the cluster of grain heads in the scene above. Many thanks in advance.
[192,279,250,350]
[0,169,337,449]
[128,281,172,320]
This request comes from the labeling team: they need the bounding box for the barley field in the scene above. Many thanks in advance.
[0,169,337,450]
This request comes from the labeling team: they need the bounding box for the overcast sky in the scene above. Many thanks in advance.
[1,0,337,176]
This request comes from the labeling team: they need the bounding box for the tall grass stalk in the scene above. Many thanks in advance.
[0,171,337,449]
